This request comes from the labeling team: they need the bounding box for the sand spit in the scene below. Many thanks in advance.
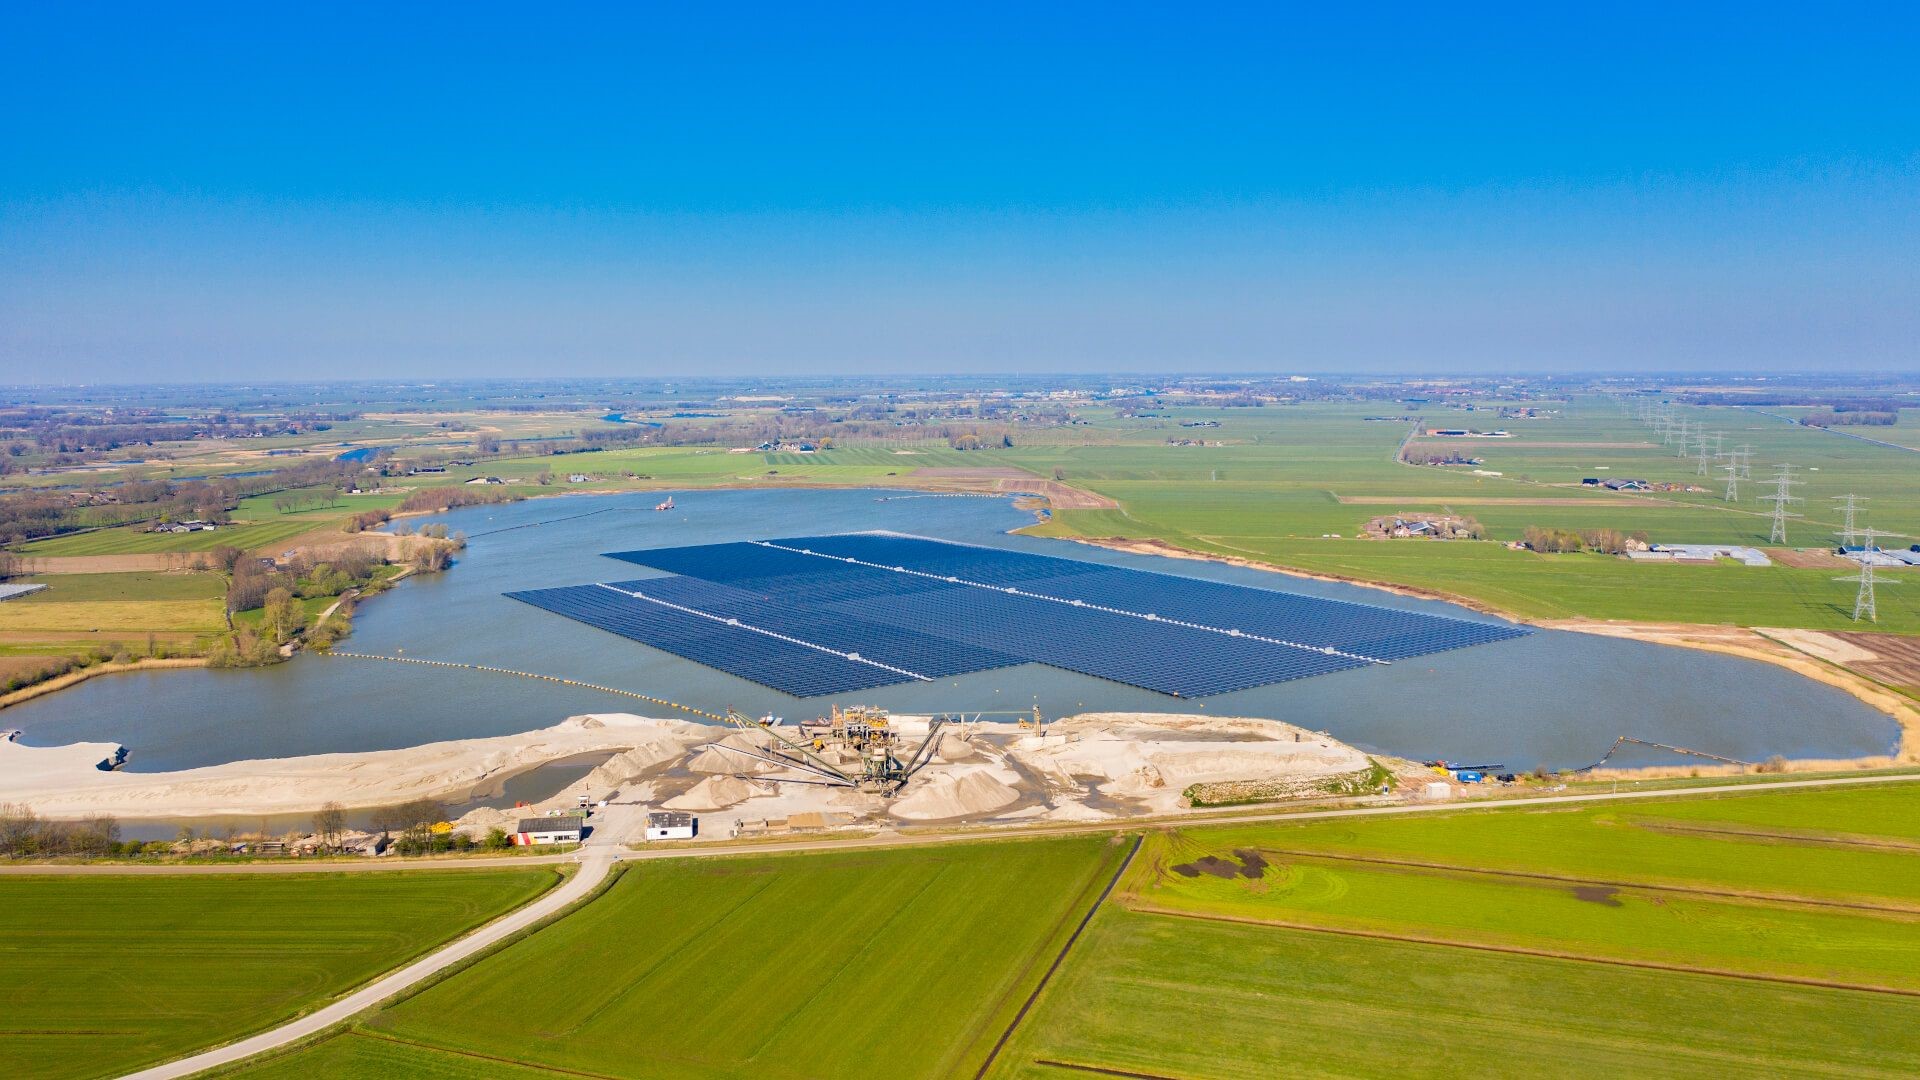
[0,713,712,819]
[0,710,1389,842]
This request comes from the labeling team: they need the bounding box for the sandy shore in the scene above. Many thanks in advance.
[0,713,713,819]
[1,711,1386,835]
[0,657,209,711]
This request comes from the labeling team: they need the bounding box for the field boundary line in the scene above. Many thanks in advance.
[1127,904,1920,998]
[1635,822,1920,853]
[973,834,1143,1080]
[1250,846,1920,915]
[1034,1060,1189,1079]
[343,1030,624,1079]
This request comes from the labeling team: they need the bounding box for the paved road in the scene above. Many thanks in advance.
[7,771,1916,882]
[118,850,616,1080]
[54,769,1917,1078]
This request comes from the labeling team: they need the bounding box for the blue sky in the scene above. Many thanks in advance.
[2,3,1915,380]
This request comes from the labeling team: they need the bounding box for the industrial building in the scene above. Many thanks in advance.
[644,811,696,840]
[513,815,586,846]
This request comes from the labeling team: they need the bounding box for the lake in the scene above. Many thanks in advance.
[1,488,1899,773]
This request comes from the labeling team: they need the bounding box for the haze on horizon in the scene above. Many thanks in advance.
[2,4,1916,383]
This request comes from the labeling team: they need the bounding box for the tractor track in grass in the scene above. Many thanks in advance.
[1127,905,1920,998]
[1035,1061,1190,1079]
[1249,846,1920,915]
[973,835,1142,1080]
[341,1030,624,1078]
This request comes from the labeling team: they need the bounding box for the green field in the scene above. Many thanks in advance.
[1008,397,1920,630]
[225,837,1128,1080]
[18,519,327,556]
[0,869,562,1080]
[983,782,1920,1078]
[984,908,1920,1079]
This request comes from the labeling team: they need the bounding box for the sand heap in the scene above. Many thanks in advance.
[1010,713,1369,812]
[934,732,977,762]
[888,766,1021,820]
[666,774,776,811]
[0,713,714,819]
[686,743,782,775]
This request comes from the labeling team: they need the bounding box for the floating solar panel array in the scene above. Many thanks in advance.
[506,532,1530,698]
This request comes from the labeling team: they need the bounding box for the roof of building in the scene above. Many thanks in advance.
[516,815,585,834]
[647,811,695,828]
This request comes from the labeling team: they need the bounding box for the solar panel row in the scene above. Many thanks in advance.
[517,532,1531,698]
[505,583,915,697]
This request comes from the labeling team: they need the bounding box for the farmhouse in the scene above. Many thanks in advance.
[645,811,696,840]
[513,815,586,846]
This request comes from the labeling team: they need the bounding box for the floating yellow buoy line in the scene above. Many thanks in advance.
[320,651,727,721]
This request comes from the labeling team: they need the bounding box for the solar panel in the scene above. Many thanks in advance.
[518,532,1531,697]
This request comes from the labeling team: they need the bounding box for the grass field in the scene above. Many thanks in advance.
[18,520,326,556]
[1009,397,1920,630]
[0,869,562,1080]
[983,782,1920,1078]
[224,836,1129,1080]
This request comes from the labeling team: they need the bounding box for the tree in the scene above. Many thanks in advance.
[0,803,40,856]
[263,587,304,643]
[484,827,512,851]
[313,802,347,850]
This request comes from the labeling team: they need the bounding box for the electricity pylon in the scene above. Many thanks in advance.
[1841,528,1890,622]
[1759,464,1801,544]
[1834,494,1867,549]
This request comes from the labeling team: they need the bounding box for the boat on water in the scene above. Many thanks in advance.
[654,496,675,511]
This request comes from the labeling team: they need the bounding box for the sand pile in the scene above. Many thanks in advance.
[585,732,705,788]
[686,744,782,775]
[0,712,714,819]
[889,766,1021,820]
[935,733,977,761]
[1012,714,1368,805]
[665,774,774,811]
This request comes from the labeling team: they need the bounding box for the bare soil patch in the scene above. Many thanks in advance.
[1832,632,1920,694]
[1768,548,1854,569]
[1336,495,1659,506]
[911,466,1034,479]
[13,553,216,573]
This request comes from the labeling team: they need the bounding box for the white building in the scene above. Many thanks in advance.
[645,811,696,840]
[513,815,585,846]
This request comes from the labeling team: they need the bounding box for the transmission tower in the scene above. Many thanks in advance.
[1719,455,1741,502]
[1834,494,1867,549]
[1735,444,1754,480]
[1673,418,1693,457]
[1759,464,1802,544]
[1694,429,1714,476]
[1842,528,1885,622]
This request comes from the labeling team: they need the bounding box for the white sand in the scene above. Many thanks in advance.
[665,774,774,811]
[0,713,712,819]
[889,766,1022,820]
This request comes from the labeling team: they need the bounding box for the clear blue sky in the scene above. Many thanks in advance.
[2,3,1915,380]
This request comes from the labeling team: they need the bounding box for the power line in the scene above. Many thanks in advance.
[1758,463,1802,544]
[1834,493,1867,549]
[1841,528,1888,623]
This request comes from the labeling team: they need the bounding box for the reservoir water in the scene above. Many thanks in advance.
[2,489,1899,773]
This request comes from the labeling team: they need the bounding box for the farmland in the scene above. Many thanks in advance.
[223,836,1128,1080]
[984,782,1920,1078]
[0,868,562,1080]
